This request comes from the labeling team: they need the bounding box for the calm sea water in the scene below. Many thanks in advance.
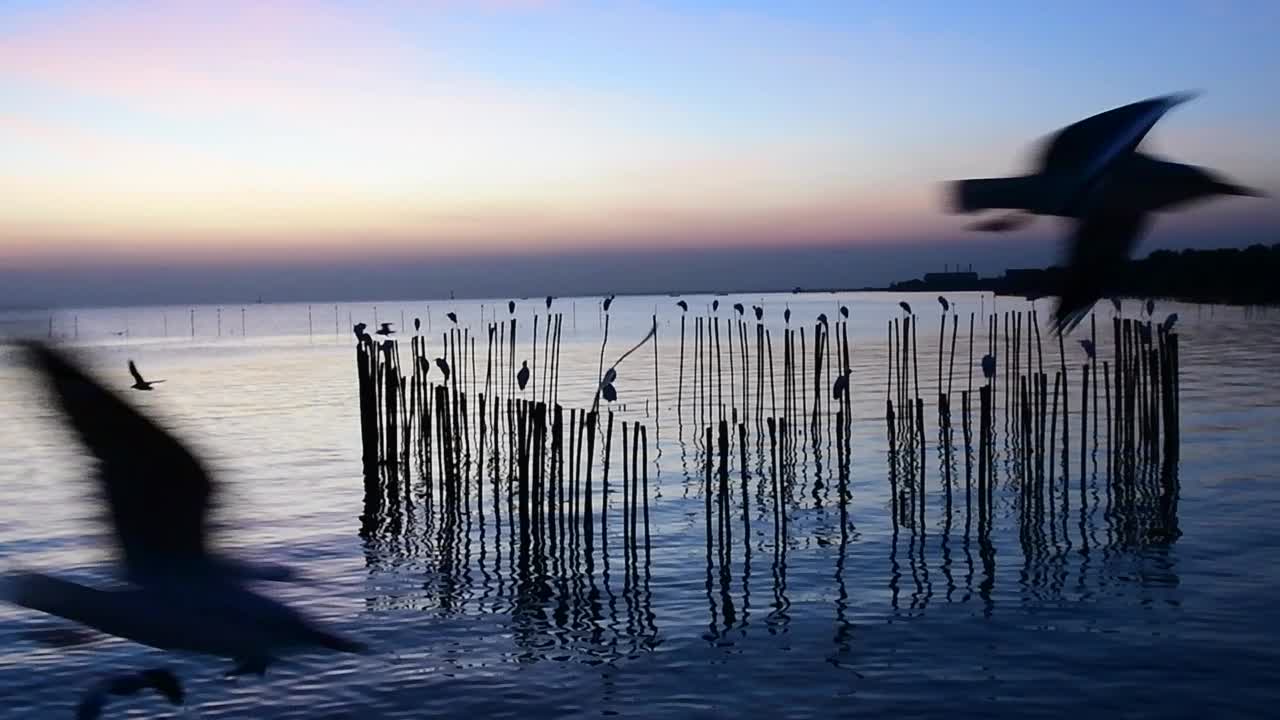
[2,292,1279,718]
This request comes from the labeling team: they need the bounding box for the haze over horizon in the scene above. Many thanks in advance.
[2,1,1277,307]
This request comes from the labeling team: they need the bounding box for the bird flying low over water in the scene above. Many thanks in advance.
[128,361,163,391]
[947,93,1263,335]
[517,361,530,390]
[376,322,394,336]
[2,343,365,713]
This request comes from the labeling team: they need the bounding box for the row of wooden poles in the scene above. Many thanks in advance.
[355,329,654,580]
[886,309,1181,548]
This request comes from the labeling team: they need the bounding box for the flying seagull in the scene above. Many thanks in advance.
[517,360,530,390]
[2,343,365,711]
[128,361,164,391]
[981,353,996,380]
[376,322,394,336]
[899,301,912,315]
[948,93,1262,334]
[677,300,688,312]
[938,296,950,313]
[1080,339,1096,359]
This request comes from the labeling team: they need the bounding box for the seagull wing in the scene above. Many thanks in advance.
[127,361,145,386]
[25,343,213,583]
[1036,94,1193,178]
[1053,211,1149,335]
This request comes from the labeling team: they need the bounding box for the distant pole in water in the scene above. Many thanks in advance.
[74,315,79,340]
[308,305,314,341]
[216,308,222,338]
[334,305,340,337]
[241,307,246,338]
[190,309,195,338]
[162,312,168,338]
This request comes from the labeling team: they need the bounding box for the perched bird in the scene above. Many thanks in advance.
[603,368,617,385]
[413,317,421,332]
[77,667,184,720]
[417,356,431,378]
[376,322,394,336]
[545,296,553,309]
[733,303,745,316]
[712,300,720,312]
[1162,312,1179,333]
[128,361,164,391]
[839,305,849,319]
[938,296,950,313]
[3,343,365,709]
[435,357,450,381]
[784,308,791,323]
[508,300,516,315]
[603,295,615,312]
[948,93,1262,334]
[601,382,618,403]
[1145,299,1155,317]
[446,312,458,325]
[981,353,996,380]
[817,313,828,327]
[517,361,530,390]
[1080,339,1096,359]
[352,322,367,340]
[899,301,912,315]
[677,300,688,312]
[832,367,853,401]
[754,306,764,321]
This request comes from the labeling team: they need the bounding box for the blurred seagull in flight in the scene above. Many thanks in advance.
[128,361,163,391]
[2,343,365,713]
[948,93,1263,334]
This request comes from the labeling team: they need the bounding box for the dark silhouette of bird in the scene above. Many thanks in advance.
[966,213,1034,233]
[753,306,763,321]
[948,93,1262,334]
[128,361,164,391]
[784,308,791,323]
[677,300,688,312]
[1080,339,1096,359]
[1162,312,1179,333]
[352,322,367,340]
[446,312,457,325]
[733,303,744,316]
[545,296,553,309]
[899,301,912,315]
[77,667,184,720]
[839,305,849,319]
[3,343,365,707]
[413,317,421,332]
[938,296,950,313]
[603,295,615,312]
[601,382,617,403]
[981,353,996,380]
[417,356,431,378]
[435,357,450,381]
[712,300,720,312]
[832,367,852,401]
[508,300,516,315]
[817,313,828,327]
[603,368,617,385]
[376,322,394,336]
[1145,299,1155,317]
[517,361,530,390]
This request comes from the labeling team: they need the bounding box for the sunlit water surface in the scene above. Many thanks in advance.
[2,293,1279,718]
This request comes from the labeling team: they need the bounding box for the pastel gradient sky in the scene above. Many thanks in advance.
[1,1,1277,304]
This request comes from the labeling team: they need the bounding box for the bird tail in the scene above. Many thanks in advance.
[948,175,1058,214]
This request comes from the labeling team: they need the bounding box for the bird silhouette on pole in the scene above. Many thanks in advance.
[545,296,553,310]
[2,343,365,711]
[1162,313,1179,333]
[128,361,164,391]
[508,301,516,315]
[413,318,421,333]
[603,295,615,312]
[376,322,394,336]
[517,361,530,391]
[899,301,912,315]
[677,300,688,312]
[839,305,849,319]
[435,357,450,381]
[712,300,720,312]
[446,312,458,325]
[817,313,828,328]
[981,353,997,381]
[733,303,744,316]
[417,356,431,379]
[947,93,1263,334]
[938,296,950,313]
[1080,339,1096,359]
[784,308,791,324]
[1145,299,1155,318]
[352,322,367,340]
[832,367,852,401]
[753,306,764,321]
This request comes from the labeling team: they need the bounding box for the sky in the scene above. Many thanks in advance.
[1,0,1277,306]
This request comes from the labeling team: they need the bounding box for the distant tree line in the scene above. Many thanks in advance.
[888,243,1280,305]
